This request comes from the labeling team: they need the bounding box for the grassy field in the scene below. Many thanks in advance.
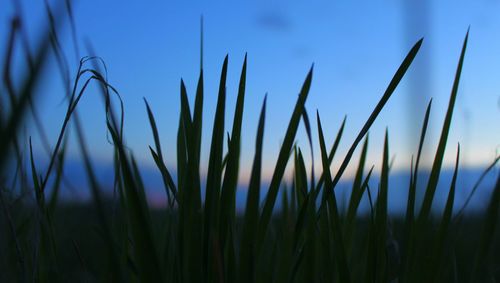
[1,6,500,283]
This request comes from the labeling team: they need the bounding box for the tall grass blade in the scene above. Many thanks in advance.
[314,116,346,197]
[419,30,468,222]
[321,38,423,208]
[107,122,164,282]
[191,68,204,196]
[345,134,369,228]
[401,99,432,280]
[375,129,390,282]
[239,96,266,283]
[317,111,350,283]
[220,54,247,249]
[203,55,228,281]
[429,144,460,282]
[258,65,313,249]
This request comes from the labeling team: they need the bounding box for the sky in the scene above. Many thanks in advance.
[1,0,499,186]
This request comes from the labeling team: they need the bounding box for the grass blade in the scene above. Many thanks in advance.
[419,30,469,222]
[258,65,313,249]
[203,55,229,281]
[294,148,308,206]
[454,154,500,219]
[220,54,247,251]
[239,95,266,283]
[314,116,347,197]
[317,111,350,283]
[321,38,423,208]
[429,144,460,282]
[144,98,176,205]
[375,129,390,282]
[346,134,369,226]
[301,107,315,190]
[107,122,164,282]
[401,99,432,280]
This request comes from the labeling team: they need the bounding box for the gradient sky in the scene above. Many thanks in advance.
[2,0,499,184]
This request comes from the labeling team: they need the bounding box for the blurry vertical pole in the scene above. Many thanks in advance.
[402,1,433,167]
[402,1,433,207]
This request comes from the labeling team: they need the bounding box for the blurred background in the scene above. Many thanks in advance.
[1,0,499,212]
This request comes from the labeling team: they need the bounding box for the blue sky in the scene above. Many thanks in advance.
[2,0,499,184]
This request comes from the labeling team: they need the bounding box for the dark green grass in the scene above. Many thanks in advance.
[1,6,500,283]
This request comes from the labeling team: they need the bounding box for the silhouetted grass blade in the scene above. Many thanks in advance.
[345,134,369,232]
[317,111,350,283]
[454,155,500,219]
[149,146,178,203]
[301,107,315,189]
[375,129,390,282]
[258,65,313,250]
[239,95,266,283]
[323,38,423,208]
[220,54,247,250]
[144,98,176,205]
[203,55,228,282]
[107,122,164,282]
[314,116,346,198]
[429,144,460,282]
[419,31,468,222]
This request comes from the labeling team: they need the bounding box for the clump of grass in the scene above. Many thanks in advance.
[1,5,500,283]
